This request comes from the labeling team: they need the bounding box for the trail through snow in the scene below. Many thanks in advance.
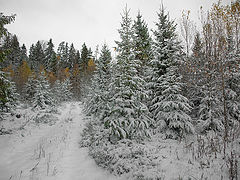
[0,102,122,180]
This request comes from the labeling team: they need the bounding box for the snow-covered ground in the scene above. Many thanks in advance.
[0,102,122,180]
[1,102,239,180]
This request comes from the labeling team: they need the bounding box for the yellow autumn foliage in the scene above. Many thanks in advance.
[87,58,96,72]
[18,61,32,83]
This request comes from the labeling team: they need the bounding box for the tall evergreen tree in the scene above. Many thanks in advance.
[105,6,151,140]
[32,72,53,110]
[61,78,73,101]
[85,43,112,120]
[28,44,35,69]
[1,34,21,68]
[28,41,45,71]
[71,63,81,98]
[153,65,194,138]
[57,41,65,58]
[1,35,11,67]
[133,11,153,71]
[57,41,69,68]
[68,43,76,69]
[74,50,81,65]
[52,78,72,104]
[150,5,193,138]
[80,43,89,73]
[63,42,69,68]
[132,11,153,109]
[0,13,16,117]
[20,44,28,62]
[44,38,56,71]
[23,75,37,104]
[8,35,21,68]
[88,48,93,60]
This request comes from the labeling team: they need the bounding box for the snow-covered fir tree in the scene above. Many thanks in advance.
[197,60,224,133]
[0,70,10,112]
[52,78,72,104]
[105,6,152,140]
[80,43,89,74]
[32,72,54,111]
[57,41,69,68]
[132,11,153,107]
[132,11,153,73]
[28,41,45,71]
[68,43,76,69]
[52,80,62,104]
[0,71,19,113]
[20,44,28,62]
[8,35,22,69]
[61,78,73,102]
[44,39,56,71]
[85,43,112,120]
[0,13,16,117]
[154,65,194,138]
[150,5,193,138]
[23,75,38,104]
[6,80,19,111]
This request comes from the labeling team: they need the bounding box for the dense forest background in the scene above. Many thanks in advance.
[1,0,239,139]
[0,0,240,179]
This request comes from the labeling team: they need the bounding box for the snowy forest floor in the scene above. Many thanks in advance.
[81,117,240,179]
[0,102,239,180]
[0,102,122,180]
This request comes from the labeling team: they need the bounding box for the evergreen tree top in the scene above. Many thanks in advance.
[97,44,112,73]
[152,4,182,71]
[115,5,134,62]
[81,42,89,63]
[133,11,153,62]
[153,5,178,44]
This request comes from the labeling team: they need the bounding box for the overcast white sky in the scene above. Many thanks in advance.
[0,0,231,52]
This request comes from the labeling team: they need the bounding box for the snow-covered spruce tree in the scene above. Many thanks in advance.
[44,38,56,72]
[32,72,54,111]
[60,78,73,102]
[132,11,153,109]
[28,41,45,71]
[52,78,72,104]
[5,80,19,111]
[197,83,223,133]
[52,80,62,104]
[132,11,153,75]
[0,13,16,118]
[57,41,70,69]
[152,65,194,138]
[150,6,194,138]
[23,75,37,104]
[6,34,22,69]
[85,43,112,120]
[104,6,152,140]
[0,71,19,113]
[68,43,76,69]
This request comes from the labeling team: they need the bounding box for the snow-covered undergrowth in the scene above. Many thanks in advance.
[0,103,71,180]
[0,102,124,180]
[0,104,57,136]
[81,118,240,180]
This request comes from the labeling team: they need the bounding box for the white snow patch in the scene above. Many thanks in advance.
[0,102,122,180]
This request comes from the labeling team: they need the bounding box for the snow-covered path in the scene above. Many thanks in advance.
[0,102,122,180]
